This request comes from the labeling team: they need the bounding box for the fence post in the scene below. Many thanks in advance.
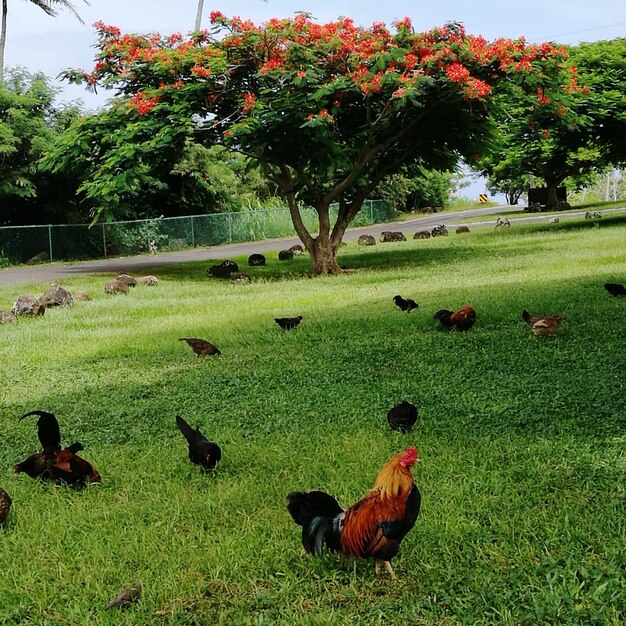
[227,213,233,243]
[190,216,195,247]
[102,224,107,259]
[369,200,374,223]
[48,225,53,261]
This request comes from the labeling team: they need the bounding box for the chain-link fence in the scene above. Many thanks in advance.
[0,200,393,265]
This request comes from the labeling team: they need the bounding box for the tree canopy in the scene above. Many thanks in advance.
[478,37,626,210]
[63,13,573,273]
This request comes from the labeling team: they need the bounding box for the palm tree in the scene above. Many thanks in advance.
[0,0,89,82]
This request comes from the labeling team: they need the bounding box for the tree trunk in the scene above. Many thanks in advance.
[544,179,560,211]
[310,237,342,275]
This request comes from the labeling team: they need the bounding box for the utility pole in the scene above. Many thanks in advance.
[194,0,204,31]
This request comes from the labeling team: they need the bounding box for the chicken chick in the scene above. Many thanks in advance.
[104,582,142,610]
[393,295,418,313]
[275,316,303,330]
[179,338,221,356]
[522,310,562,336]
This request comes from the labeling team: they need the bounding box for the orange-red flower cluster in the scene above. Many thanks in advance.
[129,92,161,115]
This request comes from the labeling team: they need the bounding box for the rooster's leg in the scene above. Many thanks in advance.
[384,561,397,580]
[375,559,380,574]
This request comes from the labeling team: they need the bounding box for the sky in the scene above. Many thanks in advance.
[4,0,626,200]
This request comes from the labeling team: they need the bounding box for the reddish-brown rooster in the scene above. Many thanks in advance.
[287,447,421,579]
[15,410,100,486]
[434,305,476,331]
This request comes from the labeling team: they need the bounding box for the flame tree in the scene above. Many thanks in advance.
[65,13,572,274]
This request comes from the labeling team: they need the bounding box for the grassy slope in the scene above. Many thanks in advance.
[0,220,624,625]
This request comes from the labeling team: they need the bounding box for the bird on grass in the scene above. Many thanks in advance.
[393,295,418,313]
[522,310,562,336]
[104,582,142,610]
[387,401,419,433]
[604,282,626,297]
[434,305,476,331]
[275,316,303,330]
[15,410,100,486]
[179,337,221,357]
[287,447,421,579]
[175,415,221,471]
[0,487,12,525]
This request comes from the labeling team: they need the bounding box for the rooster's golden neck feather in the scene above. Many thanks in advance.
[371,451,414,498]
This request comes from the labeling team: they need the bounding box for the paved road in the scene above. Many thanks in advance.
[1,204,622,286]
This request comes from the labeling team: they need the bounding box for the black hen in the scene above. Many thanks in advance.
[393,295,418,313]
[175,415,221,471]
[604,282,626,297]
[387,401,419,432]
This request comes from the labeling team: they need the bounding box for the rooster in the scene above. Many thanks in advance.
[604,282,626,297]
[393,296,418,313]
[16,410,100,486]
[179,337,221,357]
[434,305,476,331]
[522,310,562,336]
[275,316,303,330]
[287,447,421,579]
[175,415,221,471]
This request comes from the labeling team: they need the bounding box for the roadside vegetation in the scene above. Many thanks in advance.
[1,219,624,625]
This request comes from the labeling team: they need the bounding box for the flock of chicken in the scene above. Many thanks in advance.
[4,396,421,592]
[1,267,624,603]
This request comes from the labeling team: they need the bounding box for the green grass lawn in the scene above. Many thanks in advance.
[0,219,625,625]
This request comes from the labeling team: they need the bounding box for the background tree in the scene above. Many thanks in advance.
[478,37,626,210]
[377,164,453,212]
[0,68,84,225]
[0,0,89,82]
[64,14,571,274]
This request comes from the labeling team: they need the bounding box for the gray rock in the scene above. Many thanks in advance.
[380,231,407,242]
[11,295,45,316]
[0,311,17,324]
[73,289,92,301]
[116,274,137,287]
[40,283,73,308]
[137,275,158,285]
[105,279,129,295]
[358,234,376,246]
[25,251,49,265]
